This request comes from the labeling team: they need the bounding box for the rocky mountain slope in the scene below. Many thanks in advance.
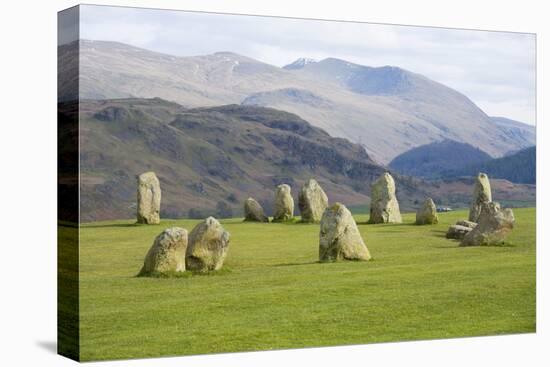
[78,98,386,221]
[490,116,536,148]
[75,98,535,222]
[64,40,536,164]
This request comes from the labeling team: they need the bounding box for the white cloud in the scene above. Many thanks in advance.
[78,5,536,124]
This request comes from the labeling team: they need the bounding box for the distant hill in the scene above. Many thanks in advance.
[59,40,536,163]
[72,98,536,221]
[77,98,405,221]
[450,146,536,184]
[388,140,493,179]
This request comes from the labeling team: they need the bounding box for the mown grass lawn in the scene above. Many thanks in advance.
[78,208,536,361]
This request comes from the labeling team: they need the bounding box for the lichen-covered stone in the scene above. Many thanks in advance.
[368,172,402,224]
[273,184,294,222]
[446,225,473,240]
[186,217,230,272]
[139,227,187,276]
[461,202,515,246]
[416,198,439,225]
[243,197,269,222]
[456,219,477,229]
[468,173,492,222]
[319,203,371,262]
[298,179,329,223]
[137,171,161,224]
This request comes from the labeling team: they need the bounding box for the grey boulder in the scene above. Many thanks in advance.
[416,198,439,225]
[468,172,492,222]
[446,225,473,240]
[298,179,329,223]
[186,217,230,272]
[139,227,188,276]
[137,171,161,224]
[244,197,269,222]
[273,184,294,222]
[461,202,515,246]
[456,219,478,229]
[319,203,371,262]
[368,172,402,224]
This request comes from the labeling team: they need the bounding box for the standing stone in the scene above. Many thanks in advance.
[319,203,371,262]
[461,202,515,246]
[468,173,492,222]
[139,227,188,276]
[186,217,230,272]
[446,225,473,240]
[298,179,329,223]
[368,172,402,224]
[244,197,269,222]
[137,171,161,224]
[272,184,294,222]
[416,198,439,225]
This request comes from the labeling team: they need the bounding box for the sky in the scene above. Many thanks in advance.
[77,5,536,125]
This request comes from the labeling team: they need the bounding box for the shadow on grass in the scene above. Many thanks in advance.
[136,268,233,279]
[81,223,142,229]
[356,221,419,228]
[272,260,320,267]
[432,230,450,238]
[435,242,516,249]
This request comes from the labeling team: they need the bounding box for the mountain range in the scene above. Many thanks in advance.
[389,140,536,184]
[72,98,535,222]
[62,40,536,164]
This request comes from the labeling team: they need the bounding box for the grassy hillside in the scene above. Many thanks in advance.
[451,146,536,184]
[78,98,389,221]
[77,208,536,361]
[388,139,492,178]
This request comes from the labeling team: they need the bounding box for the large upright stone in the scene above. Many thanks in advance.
[461,202,515,246]
[186,217,230,272]
[244,197,269,222]
[319,203,371,262]
[139,227,188,276]
[273,184,294,222]
[416,198,439,225]
[468,173,492,222]
[368,172,402,224]
[137,171,161,224]
[298,179,329,223]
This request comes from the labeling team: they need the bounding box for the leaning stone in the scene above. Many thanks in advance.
[368,172,402,224]
[139,227,187,276]
[319,203,371,262]
[244,198,269,222]
[186,217,230,272]
[272,184,294,222]
[137,171,161,224]
[416,198,439,225]
[456,220,477,229]
[446,225,473,240]
[468,172,492,222]
[298,179,329,223]
[461,202,515,246]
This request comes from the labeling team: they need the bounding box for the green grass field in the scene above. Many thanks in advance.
[78,208,536,361]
